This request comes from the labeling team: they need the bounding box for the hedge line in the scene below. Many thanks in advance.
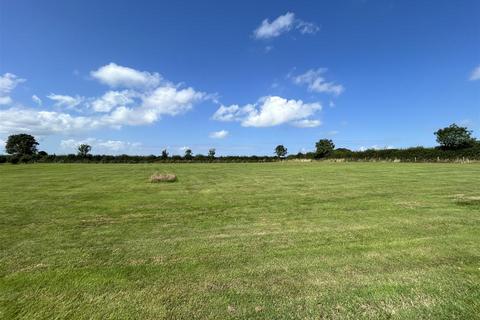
[2,145,480,164]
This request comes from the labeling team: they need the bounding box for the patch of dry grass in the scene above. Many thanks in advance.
[150,172,177,183]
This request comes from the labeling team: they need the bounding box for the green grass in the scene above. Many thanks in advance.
[1,163,479,319]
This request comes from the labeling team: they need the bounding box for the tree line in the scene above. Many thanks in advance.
[1,123,479,164]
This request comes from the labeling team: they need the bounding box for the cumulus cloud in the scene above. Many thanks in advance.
[0,63,206,136]
[32,95,42,106]
[292,68,344,96]
[60,137,141,154]
[253,12,319,39]
[213,96,321,128]
[0,73,25,105]
[209,130,229,139]
[47,94,84,109]
[292,119,322,128]
[0,107,101,135]
[470,65,480,81]
[90,90,135,112]
[91,63,161,88]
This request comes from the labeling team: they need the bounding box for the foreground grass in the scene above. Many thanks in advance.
[0,163,479,319]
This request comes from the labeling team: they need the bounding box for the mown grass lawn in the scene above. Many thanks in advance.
[1,163,479,319]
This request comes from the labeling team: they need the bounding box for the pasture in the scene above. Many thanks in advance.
[1,163,479,319]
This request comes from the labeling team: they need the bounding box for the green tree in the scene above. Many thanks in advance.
[5,134,39,156]
[315,139,335,158]
[77,144,92,157]
[274,145,288,158]
[161,149,169,160]
[184,148,193,160]
[208,148,216,159]
[434,124,475,150]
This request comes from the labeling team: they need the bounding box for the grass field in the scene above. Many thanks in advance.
[1,163,479,319]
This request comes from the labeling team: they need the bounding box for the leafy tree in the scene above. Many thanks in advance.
[274,145,288,158]
[208,148,216,159]
[5,134,39,156]
[77,144,92,157]
[38,151,48,157]
[184,149,193,160]
[434,124,476,150]
[315,139,335,158]
[161,149,169,160]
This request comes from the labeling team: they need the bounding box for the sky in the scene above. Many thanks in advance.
[0,0,479,156]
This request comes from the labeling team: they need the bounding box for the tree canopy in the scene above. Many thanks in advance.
[315,139,335,158]
[5,134,39,156]
[274,145,288,158]
[434,124,476,150]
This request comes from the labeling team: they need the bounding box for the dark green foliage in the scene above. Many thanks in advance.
[77,144,92,157]
[315,139,335,158]
[208,148,216,159]
[5,134,38,156]
[161,149,169,160]
[184,149,193,160]
[274,145,288,158]
[434,124,476,150]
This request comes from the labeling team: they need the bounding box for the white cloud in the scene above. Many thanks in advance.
[47,94,84,109]
[293,119,322,128]
[0,73,25,105]
[0,107,101,135]
[213,96,322,128]
[470,65,480,81]
[32,95,42,106]
[0,64,206,136]
[212,104,255,122]
[254,12,295,39]
[0,96,12,105]
[60,138,141,154]
[292,69,344,96]
[90,90,135,112]
[327,130,339,135]
[253,12,319,40]
[296,21,320,34]
[91,62,161,88]
[209,130,229,139]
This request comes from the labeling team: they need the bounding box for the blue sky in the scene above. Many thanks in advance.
[0,0,479,155]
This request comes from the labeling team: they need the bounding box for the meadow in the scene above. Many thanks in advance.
[1,163,479,319]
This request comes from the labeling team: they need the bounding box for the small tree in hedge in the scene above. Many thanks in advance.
[77,144,92,157]
[274,145,287,158]
[184,149,193,160]
[434,124,476,150]
[208,148,216,159]
[161,149,169,160]
[315,139,335,158]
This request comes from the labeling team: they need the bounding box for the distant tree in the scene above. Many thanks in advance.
[184,149,193,160]
[77,144,92,157]
[161,149,169,160]
[315,139,335,158]
[5,134,39,156]
[434,124,476,150]
[208,148,216,159]
[37,151,48,157]
[274,145,288,158]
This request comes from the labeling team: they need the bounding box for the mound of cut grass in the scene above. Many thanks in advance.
[150,172,177,183]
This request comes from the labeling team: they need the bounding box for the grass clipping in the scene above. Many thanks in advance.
[150,173,177,183]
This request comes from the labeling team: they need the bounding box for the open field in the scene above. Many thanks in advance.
[1,163,479,319]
